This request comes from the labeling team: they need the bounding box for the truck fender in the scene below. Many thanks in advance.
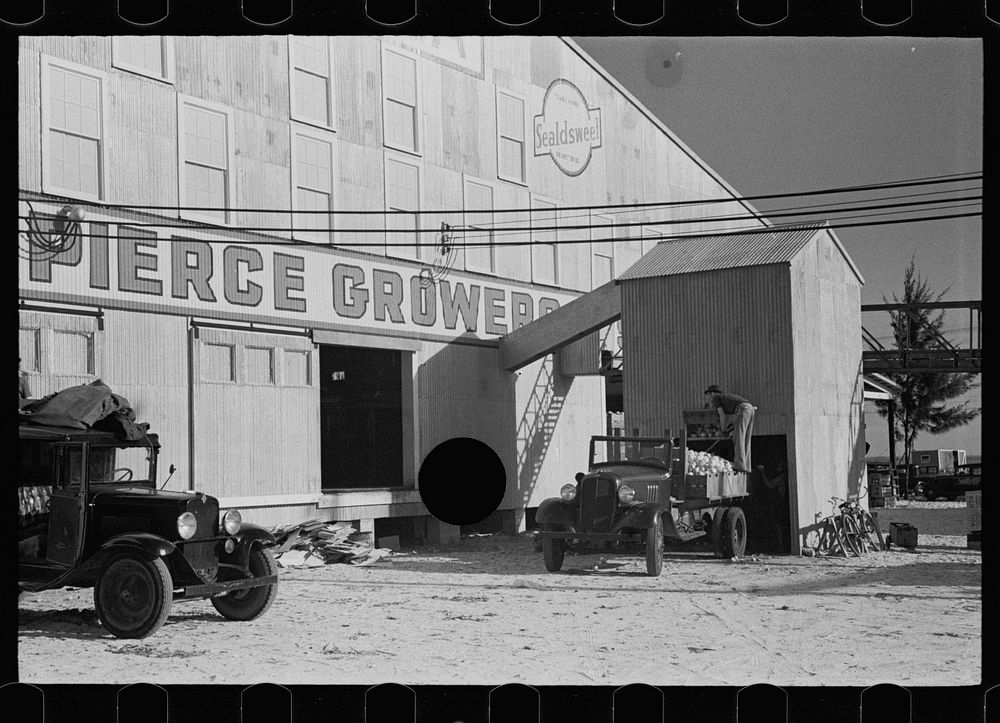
[219,524,277,574]
[235,523,277,547]
[535,498,577,528]
[99,533,176,558]
[613,503,680,537]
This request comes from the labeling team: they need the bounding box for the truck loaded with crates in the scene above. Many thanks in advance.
[534,426,749,576]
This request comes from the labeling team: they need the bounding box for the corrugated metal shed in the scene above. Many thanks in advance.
[618,226,866,555]
[619,226,824,280]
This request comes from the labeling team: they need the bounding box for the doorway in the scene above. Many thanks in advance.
[319,345,404,489]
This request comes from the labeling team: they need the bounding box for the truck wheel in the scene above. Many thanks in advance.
[541,526,565,572]
[923,489,938,502]
[710,508,727,558]
[721,507,747,558]
[645,516,664,576]
[211,546,279,621]
[94,553,173,639]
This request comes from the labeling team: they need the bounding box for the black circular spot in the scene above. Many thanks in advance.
[418,438,506,526]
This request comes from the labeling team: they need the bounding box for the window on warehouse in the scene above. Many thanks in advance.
[384,153,423,261]
[381,46,420,155]
[19,309,104,399]
[591,213,615,289]
[463,178,496,274]
[530,197,558,286]
[289,36,334,130]
[41,57,107,202]
[111,37,174,82]
[178,96,235,225]
[496,88,526,185]
[291,128,335,244]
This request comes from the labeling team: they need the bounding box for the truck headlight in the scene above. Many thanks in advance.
[222,509,242,535]
[177,511,197,540]
[560,484,577,501]
[618,485,636,504]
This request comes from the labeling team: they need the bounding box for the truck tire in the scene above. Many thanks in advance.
[211,546,279,621]
[94,553,173,639]
[721,507,747,558]
[710,507,727,558]
[645,516,664,576]
[542,526,565,572]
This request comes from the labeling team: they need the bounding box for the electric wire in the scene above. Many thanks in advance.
[20,209,983,250]
[18,190,983,238]
[17,171,981,217]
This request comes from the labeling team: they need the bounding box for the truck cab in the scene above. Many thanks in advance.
[18,423,279,638]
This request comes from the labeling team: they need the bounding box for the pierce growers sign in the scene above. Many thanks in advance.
[533,79,603,177]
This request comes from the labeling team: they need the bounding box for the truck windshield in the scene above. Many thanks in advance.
[591,437,671,468]
[82,444,156,485]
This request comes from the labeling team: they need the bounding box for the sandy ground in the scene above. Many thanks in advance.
[18,505,981,687]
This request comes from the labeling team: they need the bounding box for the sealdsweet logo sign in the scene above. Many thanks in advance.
[533,79,602,177]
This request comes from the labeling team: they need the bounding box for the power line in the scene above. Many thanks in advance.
[482,184,982,230]
[22,210,984,250]
[18,192,982,238]
[459,196,982,239]
[18,171,981,217]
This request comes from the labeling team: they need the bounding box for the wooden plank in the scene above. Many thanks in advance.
[499,281,621,371]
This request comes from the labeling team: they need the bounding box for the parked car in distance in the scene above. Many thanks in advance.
[18,423,279,638]
[916,463,982,502]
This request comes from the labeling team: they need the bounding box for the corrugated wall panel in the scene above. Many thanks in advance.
[23,36,112,69]
[101,310,192,492]
[334,37,382,147]
[622,264,795,439]
[335,140,387,254]
[19,42,42,192]
[104,71,178,208]
[174,36,289,120]
[234,109,293,238]
[493,184,532,282]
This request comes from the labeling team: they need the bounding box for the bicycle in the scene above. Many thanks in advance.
[833,492,886,554]
[816,501,854,557]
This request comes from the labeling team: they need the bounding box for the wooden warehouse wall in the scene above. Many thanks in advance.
[19,34,768,524]
[789,231,866,552]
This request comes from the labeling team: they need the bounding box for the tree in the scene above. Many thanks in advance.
[875,259,980,469]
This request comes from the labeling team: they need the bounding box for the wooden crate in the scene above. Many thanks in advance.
[684,472,747,500]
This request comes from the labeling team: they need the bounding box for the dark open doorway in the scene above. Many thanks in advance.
[319,345,404,489]
[744,434,791,554]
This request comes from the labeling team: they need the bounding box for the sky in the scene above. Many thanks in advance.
[574,37,982,457]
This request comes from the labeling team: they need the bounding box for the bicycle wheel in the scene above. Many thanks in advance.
[838,513,864,556]
[859,510,886,551]
[822,516,849,557]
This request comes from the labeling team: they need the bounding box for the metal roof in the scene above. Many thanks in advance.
[617,226,824,281]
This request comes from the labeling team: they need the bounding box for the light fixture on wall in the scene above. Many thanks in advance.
[21,202,87,260]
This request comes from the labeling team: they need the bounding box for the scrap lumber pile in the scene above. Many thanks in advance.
[268,519,390,567]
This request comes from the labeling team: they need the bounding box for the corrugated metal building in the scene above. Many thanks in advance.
[17,35,764,539]
[618,226,867,554]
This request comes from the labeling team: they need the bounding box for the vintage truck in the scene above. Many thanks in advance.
[18,422,279,638]
[534,432,749,576]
